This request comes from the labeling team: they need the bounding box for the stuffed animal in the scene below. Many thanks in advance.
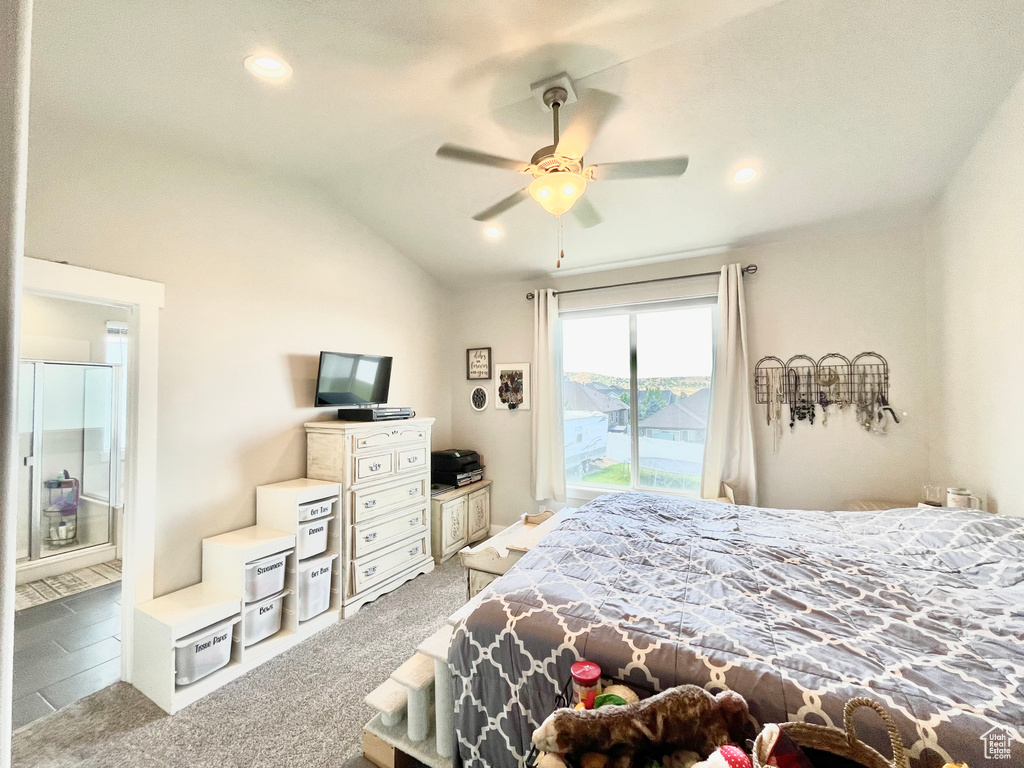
[532,685,755,768]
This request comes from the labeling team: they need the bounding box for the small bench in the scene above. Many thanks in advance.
[457,508,572,598]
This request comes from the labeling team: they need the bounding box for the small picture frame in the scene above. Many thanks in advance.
[494,363,530,411]
[470,386,489,411]
[466,347,491,380]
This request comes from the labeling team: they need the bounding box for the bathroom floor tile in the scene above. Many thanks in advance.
[12,692,56,731]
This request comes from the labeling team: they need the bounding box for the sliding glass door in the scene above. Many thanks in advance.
[561,298,715,495]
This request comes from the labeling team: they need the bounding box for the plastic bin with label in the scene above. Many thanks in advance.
[296,516,333,560]
[298,496,337,522]
[294,553,338,621]
[239,590,286,647]
[174,615,240,686]
[243,549,291,602]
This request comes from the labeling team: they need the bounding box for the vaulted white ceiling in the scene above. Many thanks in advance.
[28,0,1024,282]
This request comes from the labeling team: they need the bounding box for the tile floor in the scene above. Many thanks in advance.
[12,582,121,730]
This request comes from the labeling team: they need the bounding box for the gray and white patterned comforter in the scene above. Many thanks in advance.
[449,493,1024,768]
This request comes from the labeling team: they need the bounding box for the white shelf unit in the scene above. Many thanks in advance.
[201,525,298,664]
[133,583,243,714]
[256,478,343,637]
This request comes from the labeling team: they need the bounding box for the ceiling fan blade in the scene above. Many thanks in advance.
[471,187,531,221]
[436,144,530,172]
[571,197,602,229]
[590,156,689,181]
[555,89,623,161]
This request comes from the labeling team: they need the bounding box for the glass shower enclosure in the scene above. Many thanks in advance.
[17,361,122,563]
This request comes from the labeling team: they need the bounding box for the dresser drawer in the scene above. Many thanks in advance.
[351,475,428,524]
[353,504,428,559]
[397,446,427,474]
[353,426,429,453]
[353,451,394,485]
[351,533,429,594]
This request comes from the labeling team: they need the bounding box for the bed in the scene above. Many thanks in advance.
[449,492,1024,768]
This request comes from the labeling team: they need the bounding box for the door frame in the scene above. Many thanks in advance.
[22,257,164,682]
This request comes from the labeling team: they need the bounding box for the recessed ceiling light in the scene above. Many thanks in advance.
[733,166,758,184]
[244,54,292,81]
[484,225,502,240]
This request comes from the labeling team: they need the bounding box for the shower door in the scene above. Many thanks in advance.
[17,361,120,562]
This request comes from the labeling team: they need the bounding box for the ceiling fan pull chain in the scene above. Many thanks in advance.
[556,216,564,269]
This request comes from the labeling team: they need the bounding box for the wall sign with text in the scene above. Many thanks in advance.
[466,347,492,380]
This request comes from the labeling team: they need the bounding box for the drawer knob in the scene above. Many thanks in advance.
[369,462,382,472]
[364,499,377,509]
[408,488,417,495]
[407,456,418,464]
[364,531,378,542]
[408,546,419,556]
[364,565,378,577]
[408,517,418,526]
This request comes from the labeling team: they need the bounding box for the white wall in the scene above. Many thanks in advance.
[25,119,452,594]
[20,293,128,362]
[925,74,1024,516]
[449,225,931,526]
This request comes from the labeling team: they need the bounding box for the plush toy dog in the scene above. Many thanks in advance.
[532,685,755,768]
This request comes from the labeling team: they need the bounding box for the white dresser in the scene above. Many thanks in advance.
[305,418,435,618]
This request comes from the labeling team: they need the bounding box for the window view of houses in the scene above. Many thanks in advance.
[561,304,714,494]
[563,374,711,492]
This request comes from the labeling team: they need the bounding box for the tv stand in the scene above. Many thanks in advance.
[336,407,415,422]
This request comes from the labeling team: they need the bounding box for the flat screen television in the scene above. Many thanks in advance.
[314,351,393,407]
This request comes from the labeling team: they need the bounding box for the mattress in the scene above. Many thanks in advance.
[449,492,1024,768]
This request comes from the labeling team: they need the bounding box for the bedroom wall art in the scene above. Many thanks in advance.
[494,363,530,410]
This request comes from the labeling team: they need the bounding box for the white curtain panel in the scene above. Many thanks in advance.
[702,264,759,505]
[532,288,566,502]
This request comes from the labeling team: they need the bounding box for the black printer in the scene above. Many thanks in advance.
[431,449,484,487]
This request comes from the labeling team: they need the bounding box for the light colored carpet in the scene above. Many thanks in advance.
[13,558,465,768]
[16,561,122,610]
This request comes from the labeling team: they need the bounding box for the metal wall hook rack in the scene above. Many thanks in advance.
[754,352,889,406]
[754,351,896,437]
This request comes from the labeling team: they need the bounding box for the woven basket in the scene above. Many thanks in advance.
[753,698,910,768]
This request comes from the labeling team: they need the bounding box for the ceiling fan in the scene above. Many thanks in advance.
[435,81,689,229]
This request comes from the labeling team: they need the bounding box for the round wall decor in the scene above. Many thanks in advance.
[470,386,489,411]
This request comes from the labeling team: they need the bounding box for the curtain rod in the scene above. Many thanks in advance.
[526,264,757,300]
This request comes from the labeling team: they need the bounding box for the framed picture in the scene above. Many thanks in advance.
[466,347,491,380]
[494,363,530,410]
[469,386,489,411]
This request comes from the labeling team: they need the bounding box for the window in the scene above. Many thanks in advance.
[561,299,715,496]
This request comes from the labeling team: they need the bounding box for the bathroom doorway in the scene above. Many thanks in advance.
[12,296,129,728]
[6,258,163,735]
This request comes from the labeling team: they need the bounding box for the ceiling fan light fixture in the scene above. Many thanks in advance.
[529,171,587,217]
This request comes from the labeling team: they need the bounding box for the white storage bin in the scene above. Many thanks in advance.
[295,553,338,621]
[298,496,337,522]
[240,590,285,647]
[243,549,291,602]
[297,516,333,560]
[174,615,239,686]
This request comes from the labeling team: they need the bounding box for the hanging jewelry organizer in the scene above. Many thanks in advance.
[753,351,897,443]
[784,355,818,427]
